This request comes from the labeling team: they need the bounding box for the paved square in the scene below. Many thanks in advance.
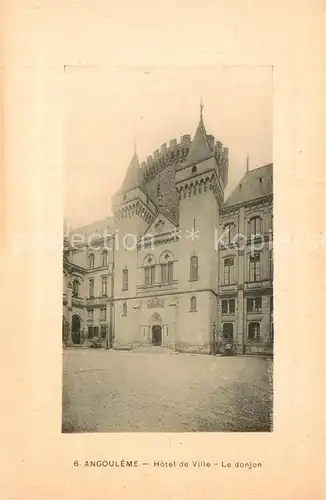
[62,349,273,432]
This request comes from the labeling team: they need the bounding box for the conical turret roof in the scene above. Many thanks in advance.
[185,108,213,165]
[120,152,141,192]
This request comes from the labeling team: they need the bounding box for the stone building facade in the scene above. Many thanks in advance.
[63,109,273,355]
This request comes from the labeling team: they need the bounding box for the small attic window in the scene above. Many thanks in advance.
[192,165,197,174]
[123,193,127,201]
[259,177,263,183]
[239,183,242,189]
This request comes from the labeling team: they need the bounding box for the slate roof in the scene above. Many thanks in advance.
[69,216,114,238]
[180,116,213,167]
[224,163,273,207]
[120,152,141,192]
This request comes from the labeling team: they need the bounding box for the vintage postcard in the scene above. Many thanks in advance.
[63,66,274,434]
[2,0,325,499]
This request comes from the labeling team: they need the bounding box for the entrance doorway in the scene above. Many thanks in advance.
[72,315,81,344]
[152,325,162,346]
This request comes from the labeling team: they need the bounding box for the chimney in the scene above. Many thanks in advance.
[141,161,146,168]
[161,143,167,152]
[154,149,159,159]
[147,155,153,163]
[170,138,177,147]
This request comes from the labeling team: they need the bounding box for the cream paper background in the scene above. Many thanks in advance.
[1,0,325,499]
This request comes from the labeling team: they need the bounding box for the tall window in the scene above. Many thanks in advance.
[222,323,234,340]
[247,297,262,313]
[223,258,234,285]
[221,299,235,314]
[89,279,94,298]
[161,253,173,284]
[122,302,127,316]
[101,325,107,339]
[102,251,108,267]
[72,279,79,297]
[249,253,261,282]
[248,322,260,340]
[223,223,235,245]
[161,263,173,284]
[192,165,197,174]
[88,253,95,269]
[88,326,94,339]
[101,277,108,296]
[100,308,106,320]
[122,268,128,291]
[88,309,94,321]
[190,255,199,281]
[248,216,262,236]
[145,265,155,286]
[190,296,197,312]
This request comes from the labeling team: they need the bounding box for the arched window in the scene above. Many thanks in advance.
[122,268,128,291]
[160,252,173,284]
[89,278,94,298]
[248,322,260,340]
[144,256,155,287]
[190,255,199,281]
[222,323,234,339]
[88,253,95,270]
[192,165,197,174]
[223,258,234,284]
[102,250,108,267]
[249,253,261,282]
[190,296,197,312]
[122,302,127,316]
[248,216,262,236]
[101,277,108,297]
[72,279,79,297]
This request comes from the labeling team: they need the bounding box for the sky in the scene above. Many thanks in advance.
[65,65,272,229]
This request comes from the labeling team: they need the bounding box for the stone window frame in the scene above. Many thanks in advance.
[247,322,261,341]
[190,296,197,312]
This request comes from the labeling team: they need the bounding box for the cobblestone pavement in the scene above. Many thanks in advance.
[62,349,273,433]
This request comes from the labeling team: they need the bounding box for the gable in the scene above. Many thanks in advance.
[145,212,177,236]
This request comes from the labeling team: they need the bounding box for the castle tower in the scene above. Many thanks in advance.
[112,152,157,348]
[174,104,228,353]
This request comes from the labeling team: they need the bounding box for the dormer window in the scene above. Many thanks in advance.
[192,165,197,175]
[123,193,127,201]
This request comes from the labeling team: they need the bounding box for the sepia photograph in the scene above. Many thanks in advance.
[62,66,273,433]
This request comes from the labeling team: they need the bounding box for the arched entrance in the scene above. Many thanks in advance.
[150,313,163,346]
[72,315,81,344]
[152,325,162,346]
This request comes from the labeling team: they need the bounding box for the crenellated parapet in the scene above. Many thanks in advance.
[140,133,228,188]
[176,172,224,206]
[140,135,193,184]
